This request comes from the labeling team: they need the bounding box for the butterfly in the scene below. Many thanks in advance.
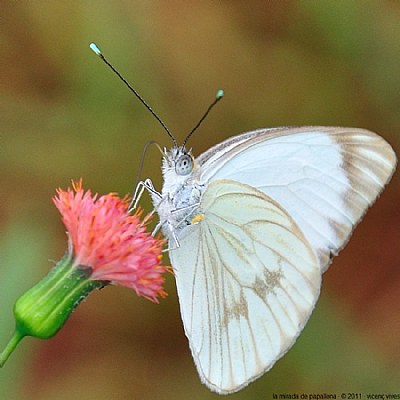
[141,123,396,394]
[144,125,396,394]
[89,44,397,395]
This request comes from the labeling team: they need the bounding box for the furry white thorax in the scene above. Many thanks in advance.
[151,146,204,238]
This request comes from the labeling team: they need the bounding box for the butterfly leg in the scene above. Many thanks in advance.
[164,225,181,252]
[171,202,201,228]
[128,178,161,211]
[151,219,181,252]
[151,220,163,236]
[162,202,201,252]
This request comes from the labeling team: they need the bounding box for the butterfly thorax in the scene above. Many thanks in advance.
[151,146,204,238]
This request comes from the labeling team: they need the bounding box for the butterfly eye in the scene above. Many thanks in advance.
[175,154,193,176]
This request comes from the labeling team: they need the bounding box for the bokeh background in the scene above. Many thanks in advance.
[1,1,399,399]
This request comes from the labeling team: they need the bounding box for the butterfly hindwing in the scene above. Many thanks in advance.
[170,179,320,394]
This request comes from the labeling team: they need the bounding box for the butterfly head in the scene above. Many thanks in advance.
[161,146,195,191]
[163,146,194,175]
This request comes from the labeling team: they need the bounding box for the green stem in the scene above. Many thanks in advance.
[0,330,24,367]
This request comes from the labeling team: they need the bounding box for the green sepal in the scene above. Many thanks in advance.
[14,252,106,339]
[1,252,107,367]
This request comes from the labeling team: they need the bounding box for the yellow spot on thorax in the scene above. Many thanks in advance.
[191,213,205,224]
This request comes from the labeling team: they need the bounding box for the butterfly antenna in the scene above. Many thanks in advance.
[182,89,224,146]
[89,43,177,147]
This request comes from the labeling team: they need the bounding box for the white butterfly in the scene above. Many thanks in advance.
[143,125,396,394]
[89,44,397,395]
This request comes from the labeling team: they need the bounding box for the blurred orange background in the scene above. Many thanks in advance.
[1,1,399,399]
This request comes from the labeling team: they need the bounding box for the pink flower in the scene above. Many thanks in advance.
[53,179,167,302]
[0,180,169,367]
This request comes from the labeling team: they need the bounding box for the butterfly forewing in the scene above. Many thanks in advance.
[170,180,320,394]
[195,127,396,271]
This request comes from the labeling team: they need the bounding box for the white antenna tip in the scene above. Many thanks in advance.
[216,89,224,100]
[89,43,102,56]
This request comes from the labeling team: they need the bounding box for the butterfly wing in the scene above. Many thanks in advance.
[170,179,320,394]
[194,127,396,271]
[170,126,395,393]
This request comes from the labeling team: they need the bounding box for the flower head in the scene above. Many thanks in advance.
[53,179,167,302]
[0,180,168,368]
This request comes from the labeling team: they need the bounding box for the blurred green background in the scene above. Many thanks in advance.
[1,1,400,399]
